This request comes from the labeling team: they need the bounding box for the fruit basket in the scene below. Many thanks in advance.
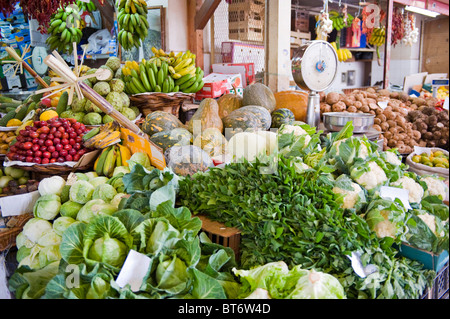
[129,92,195,118]
[0,213,33,252]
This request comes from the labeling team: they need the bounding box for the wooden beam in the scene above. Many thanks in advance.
[393,0,449,16]
[188,0,204,70]
[384,0,394,89]
[194,0,222,30]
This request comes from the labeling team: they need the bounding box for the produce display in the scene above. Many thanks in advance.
[0,166,38,196]
[320,88,449,154]
[121,49,204,94]
[411,150,449,168]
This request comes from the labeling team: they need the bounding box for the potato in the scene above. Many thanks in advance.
[373,124,382,132]
[360,105,370,113]
[347,105,357,113]
[332,101,346,112]
[354,101,363,109]
[326,92,341,105]
[320,103,332,114]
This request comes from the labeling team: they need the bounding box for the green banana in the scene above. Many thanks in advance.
[95,146,112,176]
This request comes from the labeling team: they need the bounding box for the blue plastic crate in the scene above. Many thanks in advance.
[397,243,449,272]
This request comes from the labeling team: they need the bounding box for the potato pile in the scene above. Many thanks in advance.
[320,88,449,154]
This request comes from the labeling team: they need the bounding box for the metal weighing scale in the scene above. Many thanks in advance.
[291,40,339,128]
[31,46,49,76]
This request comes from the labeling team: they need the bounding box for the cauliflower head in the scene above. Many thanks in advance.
[333,137,369,159]
[373,210,397,239]
[421,176,448,200]
[384,151,402,166]
[354,161,388,190]
[279,125,312,145]
[391,176,424,203]
[332,182,364,209]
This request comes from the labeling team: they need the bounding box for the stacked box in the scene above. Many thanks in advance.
[228,0,265,43]
[291,8,309,32]
[221,41,265,74]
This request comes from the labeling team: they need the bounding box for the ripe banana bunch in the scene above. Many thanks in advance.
[94,144,132,177]
[121,49,205,94]
[46,6,82,53]
[82,121,121,149]
[116,0,149,51]
[76,0,96,12]
[329,11,354,31]
[330,42,353,62]
[368,27,386,47]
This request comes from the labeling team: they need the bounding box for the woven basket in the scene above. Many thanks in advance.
[11,164,92,181]
[0,213,33,252]
[130,93,195,118]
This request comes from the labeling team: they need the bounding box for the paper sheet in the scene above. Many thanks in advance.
[116,250,151,292]
[379,186,412,210]
[0,191,40,217]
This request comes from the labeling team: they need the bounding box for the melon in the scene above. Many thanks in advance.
[222,111,262,138]
[217,91,243,119]
[271,108,295,128]
[188,98,223,134]
[237,105,272,131]
[141,111,184,136]
[149,128,192,152]
[242,83,276,113]
[193,127,228,158]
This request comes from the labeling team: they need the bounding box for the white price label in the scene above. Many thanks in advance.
[116,250,151,292]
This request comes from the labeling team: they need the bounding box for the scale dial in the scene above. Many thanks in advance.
[31,46,48,76]
[292,40,338,92]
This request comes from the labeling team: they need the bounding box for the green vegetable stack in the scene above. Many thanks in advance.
[45,5,83,54]
[116,0,149,51]
[121,49,204,94]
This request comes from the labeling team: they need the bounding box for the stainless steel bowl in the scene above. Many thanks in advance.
[323,112,375,133]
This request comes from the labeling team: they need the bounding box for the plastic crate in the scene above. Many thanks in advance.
[198,215,241,260]
[432,262,449,299]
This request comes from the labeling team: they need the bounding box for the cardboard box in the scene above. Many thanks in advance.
[195,73,243,99]
[213,63,255,86]
[397,243,449,272]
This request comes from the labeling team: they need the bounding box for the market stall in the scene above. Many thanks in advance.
[0,0,449,302]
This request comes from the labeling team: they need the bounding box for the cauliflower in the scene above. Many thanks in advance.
[384,151,402,166]
[332,182,364,209]
[279,125,311,145]
[421,176,448,200]
[390,176,424,203]
[353,161,388,190]
[373,210,397,238]
[293,161,310,174]
[333,138,369,159]
[417,213,438,235]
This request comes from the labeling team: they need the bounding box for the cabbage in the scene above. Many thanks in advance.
[38,245,61,268]
[110,193,127,207]
[75,172,89,181]
[85,172,98,180]
[113,166,130,176]
[155,255,189,290]
[89,176,110,188]
[88,237,128,268]
[22,218,53,243]
[285,267,346,299]
[60,185,71,203]
[92,184,117,202]
[16,246,32,263]
[18,245,41,270]
[60,200,83,219]
[15,232,34,249]
[33,194,61,220]
[37,229,62,247]
[53,216,76,236]
[38,176,66,196]
[127,152,152,170]
[69,180,95,204]
[76,199,118,224]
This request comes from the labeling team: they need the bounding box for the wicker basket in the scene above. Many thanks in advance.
[0,213,33,252]
[130,93,195,118]
[11,164,92,181]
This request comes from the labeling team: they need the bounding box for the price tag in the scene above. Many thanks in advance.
[116,250,151,292]
[379,186,411,210]
[413,146,432,157]
[347,251,378,278]
[377,101,388,110]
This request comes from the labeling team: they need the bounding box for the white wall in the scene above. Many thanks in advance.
[165,0,188,53]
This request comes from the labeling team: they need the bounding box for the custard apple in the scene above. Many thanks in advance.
[85,100,102,113]
[130,106,140,117]
[93,81,111,96]
[105,56,121,72]
[121,107,137,121]
[71,96,87,113]
[98,65,114,82]
[103,114,114,124]
[110,78,125,93]
[83,112,102,125]
[120,92,130,108]
[85,68,98,84]
[106,92,124,112]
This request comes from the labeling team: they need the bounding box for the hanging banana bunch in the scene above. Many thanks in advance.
[330,42,353,63]
[76,0,97,13]
[45,5,83,54]
[116,0,149,51]
[368,27,386,60]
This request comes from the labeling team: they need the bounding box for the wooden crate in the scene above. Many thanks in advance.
[198,215,241,260]
[291,8,309,32]
[228,0,265,44]
[290,31,311,47]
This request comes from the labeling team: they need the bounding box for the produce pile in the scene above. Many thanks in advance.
[0,166,38,196]
[320,88,450,154]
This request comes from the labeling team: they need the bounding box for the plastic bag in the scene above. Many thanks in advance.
[87,29,111,54]
[165,145,214,176]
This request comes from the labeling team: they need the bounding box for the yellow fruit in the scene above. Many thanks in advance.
[6,119,22,127]
[51,96,60,108]
[40,110,59,121]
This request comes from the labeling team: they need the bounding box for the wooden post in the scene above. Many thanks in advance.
[383,0,394,89]
[265,0,292,92]
[187,0,204,70]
